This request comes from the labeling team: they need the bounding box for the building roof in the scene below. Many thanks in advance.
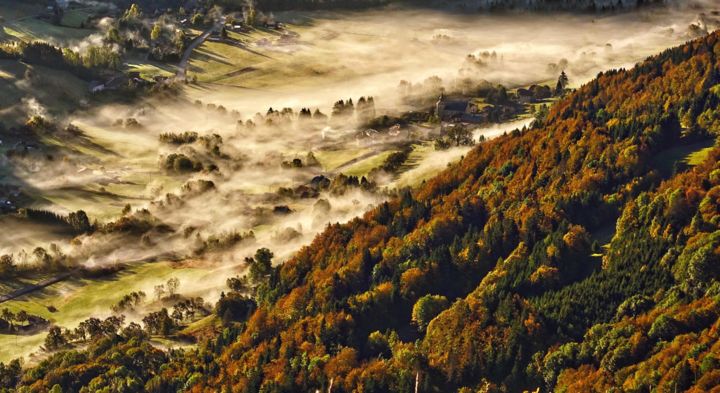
[443,100,468,112]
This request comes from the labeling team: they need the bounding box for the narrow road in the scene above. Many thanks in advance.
[176,21,221,81]
[329,147,386,175]
[0,253,179,304]
[0,270,77,304]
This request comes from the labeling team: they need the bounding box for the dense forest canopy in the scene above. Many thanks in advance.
[3,17,720,393]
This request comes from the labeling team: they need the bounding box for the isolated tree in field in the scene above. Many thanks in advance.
[0,255,16,278]
[191,12,204,26]
[555,71,569,96]
[447,124,474,146]
[154,284,166,300]
[1,308,14,328]
[411,294,449,331]
[44,326,66,350]
[166,277,180,296]
[15,310,28,326]
[244,3,257,26]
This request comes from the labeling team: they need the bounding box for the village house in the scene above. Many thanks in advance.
[516,84,552,103]
[226,22,249,32]
[435,94,492,123]
[516,88,536,103]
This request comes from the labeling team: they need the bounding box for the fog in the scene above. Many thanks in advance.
[188,2,720,112]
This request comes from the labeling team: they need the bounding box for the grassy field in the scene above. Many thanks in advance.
[686,144,715,166]
[125,58,177,80]
[180,314,219,336]
[60,9,92,29]
[0,60,88,126]
[0,1,97,44]
[186,30,315,87]
[2,16,93,43]
[0,260,231,363]
[342,150,395,177]
[314,147,372,172]
[390,142,465,188]
[651,138,716,177]
[186,26,357,90]
[33,120,185,220]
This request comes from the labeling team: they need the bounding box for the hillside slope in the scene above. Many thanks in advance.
[4,31,720,393]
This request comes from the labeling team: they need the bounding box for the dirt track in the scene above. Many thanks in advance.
[0,270,76,304]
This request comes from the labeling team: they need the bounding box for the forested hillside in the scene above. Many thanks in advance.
[3,30,720,393]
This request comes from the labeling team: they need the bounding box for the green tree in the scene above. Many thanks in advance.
[648,315,680,341]
[45,326,67,350]
[122,4,141,22]
[248,248,273,286]
[227,275,248,292]
[150,23,162,41]
[106,27,121,44]
[411,294,449,331]
[191,12,204,27]
[244,5,256,26]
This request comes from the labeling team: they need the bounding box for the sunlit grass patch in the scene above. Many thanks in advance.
[342,150,396,177]
[314,147,371,171]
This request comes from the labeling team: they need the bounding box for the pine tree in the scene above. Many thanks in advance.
[555,71,569,96]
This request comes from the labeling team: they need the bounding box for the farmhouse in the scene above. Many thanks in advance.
[516,88,535,103]
[435,94,492,123]
[516,84,553,103]
[226,23,248,32]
